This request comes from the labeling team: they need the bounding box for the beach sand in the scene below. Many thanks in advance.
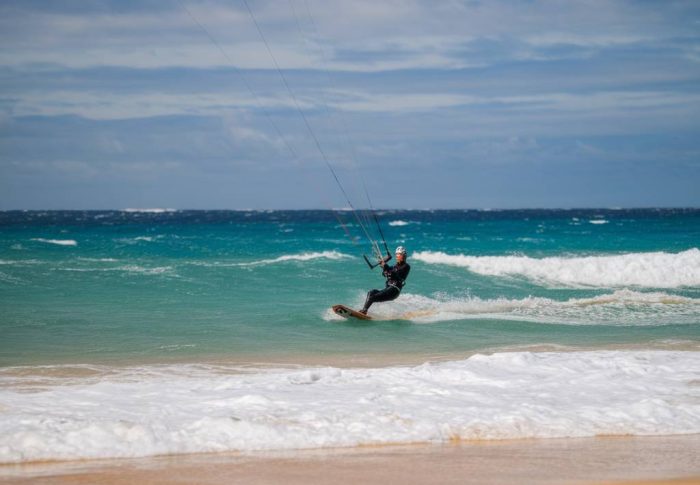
[1,434,698,485]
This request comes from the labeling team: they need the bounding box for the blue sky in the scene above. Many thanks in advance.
[1,0,699,209]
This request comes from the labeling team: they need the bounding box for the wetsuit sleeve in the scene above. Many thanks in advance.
[382,264,393,278]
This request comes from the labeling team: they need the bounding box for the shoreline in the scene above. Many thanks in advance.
[1,435,699,485]
[2,340,699,373]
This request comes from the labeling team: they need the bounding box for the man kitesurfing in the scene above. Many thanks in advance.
[185,1,410,320]
[359,246,410,315]
[332,243,411,320]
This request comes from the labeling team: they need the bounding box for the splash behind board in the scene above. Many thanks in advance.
[332,304,372,320]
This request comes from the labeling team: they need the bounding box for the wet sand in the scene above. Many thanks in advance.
[1,435,698,485]
[3,338,698,378]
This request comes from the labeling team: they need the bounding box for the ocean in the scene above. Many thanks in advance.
[1,208,699,463]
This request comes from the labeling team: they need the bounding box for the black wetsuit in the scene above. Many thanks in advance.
[361,261,411,313]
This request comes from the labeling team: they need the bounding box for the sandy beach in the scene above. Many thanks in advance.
[1,434,698,485]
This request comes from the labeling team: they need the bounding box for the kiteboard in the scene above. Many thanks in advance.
[332,304,372,321]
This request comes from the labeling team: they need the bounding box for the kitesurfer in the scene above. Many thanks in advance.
[359,246,410,315]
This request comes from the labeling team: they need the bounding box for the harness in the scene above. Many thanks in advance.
[387,283,402,292]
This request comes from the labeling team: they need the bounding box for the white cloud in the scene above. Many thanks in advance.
[331,89,700,114]
[6,90,309,120]
[1,0,695,72]
[7,81,699,125]
[525,32,650,48]
[8,158,186,180]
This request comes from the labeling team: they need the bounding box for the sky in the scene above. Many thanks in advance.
[1,0,699,209]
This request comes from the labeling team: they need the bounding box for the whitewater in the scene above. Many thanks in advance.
[1,350,698,463]
[326,289,700,326]
[412,249,700,288]
[1,209,699,464]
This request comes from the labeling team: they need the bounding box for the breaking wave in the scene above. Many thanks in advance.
[412,249,700,288]
[1,351,698,463]
[235,251,352,267]
[326,289,700,326]
[122,208,177,213]
[30,238,77,247]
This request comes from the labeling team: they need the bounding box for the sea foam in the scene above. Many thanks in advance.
[326,290,700,326]
[188,251,352,268]
[412,248,700,288]
[30,238,77,247]
[0,351,698,463]
[236,251,351,267]
[122,208,176,213]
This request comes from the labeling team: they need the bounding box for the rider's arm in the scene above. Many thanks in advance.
[382,263,393,277]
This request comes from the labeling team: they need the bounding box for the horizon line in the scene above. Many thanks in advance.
[1,207,699,212]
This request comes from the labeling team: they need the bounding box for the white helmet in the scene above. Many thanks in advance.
[395,246,407,256]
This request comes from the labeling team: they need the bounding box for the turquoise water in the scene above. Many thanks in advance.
[1,209,699,365]
[1,209,700,463]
